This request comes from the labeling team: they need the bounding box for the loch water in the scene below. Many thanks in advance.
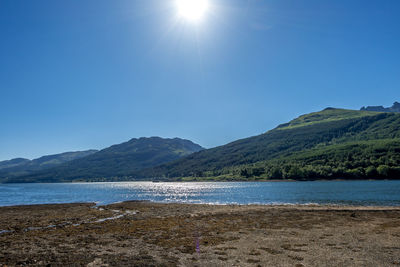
[0,181,400,207]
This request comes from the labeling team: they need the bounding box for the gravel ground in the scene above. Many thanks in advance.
[0,201,400,266]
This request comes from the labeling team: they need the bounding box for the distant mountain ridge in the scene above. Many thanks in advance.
[360,101,400,113]
[3,107,400,182]
[0,158,30,170]
[4,137,203,183]
[0,150,98,178]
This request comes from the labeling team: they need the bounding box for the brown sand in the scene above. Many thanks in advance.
[0,201,400,266]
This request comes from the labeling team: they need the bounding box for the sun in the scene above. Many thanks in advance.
[176,0,209,22]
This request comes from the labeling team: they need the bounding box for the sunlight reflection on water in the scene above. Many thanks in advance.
[0,181,400,206]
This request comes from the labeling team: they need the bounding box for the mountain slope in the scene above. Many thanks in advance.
[0,150,98,179]
[0,158,30,170]
[6,137,203,182]
[136,109,400,180]
[4,108,400,182]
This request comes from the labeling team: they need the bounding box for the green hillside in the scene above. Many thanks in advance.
[136,109,400,180]
[4,137,203,183]
[0,150,98,179]
[4,108,400,182]
[276,108,378,130]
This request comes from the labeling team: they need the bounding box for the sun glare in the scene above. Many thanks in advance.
[176,0,209,22]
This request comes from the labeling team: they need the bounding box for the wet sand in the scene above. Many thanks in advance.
[0,202,400,266]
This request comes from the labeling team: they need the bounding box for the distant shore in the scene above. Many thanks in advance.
[3,178,400,184]
[1,201,400,266]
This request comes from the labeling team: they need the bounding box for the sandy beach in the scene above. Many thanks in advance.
[0,201,400,266]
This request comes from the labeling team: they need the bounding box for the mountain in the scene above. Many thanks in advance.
[5,137,203,183]
[4,108,400,183]
[0,150,98,179]
[136,108,400,180]
[360,101,400,113]
[0,158,30,170]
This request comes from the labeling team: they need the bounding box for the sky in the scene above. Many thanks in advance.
[1,0,400,160]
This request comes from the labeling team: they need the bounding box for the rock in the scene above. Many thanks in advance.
[87,258,109,267]
[361,101,400,113]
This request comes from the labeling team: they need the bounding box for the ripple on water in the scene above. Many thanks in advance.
[0,181,400,207]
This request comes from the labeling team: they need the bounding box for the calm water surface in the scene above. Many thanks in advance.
[0,181,400,207]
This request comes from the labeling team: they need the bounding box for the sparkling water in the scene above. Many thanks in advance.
[0,181,400,207]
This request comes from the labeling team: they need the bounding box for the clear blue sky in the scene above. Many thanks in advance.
[1,0,400,160]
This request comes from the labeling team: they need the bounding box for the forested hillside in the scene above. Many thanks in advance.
[137,109,400,180]
[4,108,400,182]
[4,137,203,183]
[0,150,98,179]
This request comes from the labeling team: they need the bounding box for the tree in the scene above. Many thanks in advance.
[377,165,389,177]
[365,166,377,177]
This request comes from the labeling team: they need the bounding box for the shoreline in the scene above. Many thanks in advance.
[2,178,400,184]
[1,201,400,266]
[2,200,400,209]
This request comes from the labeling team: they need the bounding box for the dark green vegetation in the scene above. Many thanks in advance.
[0,150,98,179]
[2,137,203,183]
[3,107,400,182]
[136,108,400,181]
